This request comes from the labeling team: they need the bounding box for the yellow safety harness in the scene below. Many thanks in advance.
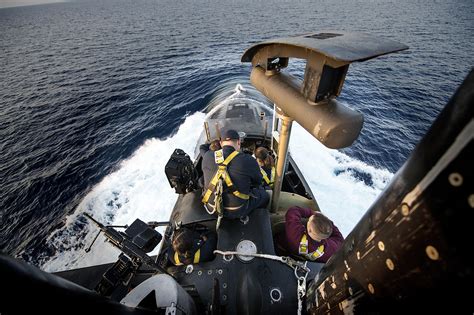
[202,150,250,205]
[298,234,325,261]
[174,249,201,266]
[260,166,275,188]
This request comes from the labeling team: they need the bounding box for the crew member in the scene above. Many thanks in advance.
[280,206,344,263]
[200,138,221,156]
[255,146,275,188]
[198,139,222,188]
[201,129,269,219]
[169,227,217,266]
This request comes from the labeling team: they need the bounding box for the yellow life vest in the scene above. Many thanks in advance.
[298,234,325,261]
[174,249,201,266]
[260,166,275,188]
[202,150,250,206]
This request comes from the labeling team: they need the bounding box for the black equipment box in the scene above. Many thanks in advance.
[165,149,198,194]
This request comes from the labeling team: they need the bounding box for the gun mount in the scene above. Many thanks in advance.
[83,213,168,296]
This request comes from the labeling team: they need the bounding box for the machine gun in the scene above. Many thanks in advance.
[83,213,169,297]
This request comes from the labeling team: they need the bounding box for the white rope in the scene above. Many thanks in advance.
[214,250,286,263]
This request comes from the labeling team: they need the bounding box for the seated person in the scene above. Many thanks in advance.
[200,138,221,156]
[278,206,344,263]
[254,147,275,188]
[201,129,269,219]
[199,139,222,188]
[169,227,217,266]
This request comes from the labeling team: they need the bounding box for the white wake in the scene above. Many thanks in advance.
[42,112,206,272]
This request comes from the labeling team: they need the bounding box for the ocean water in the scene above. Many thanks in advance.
[1,0,473,270]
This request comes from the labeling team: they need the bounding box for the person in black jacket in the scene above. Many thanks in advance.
[199,139,221,156]
[169,227,217,266]
[201,129,269,219]
[198,139,221,189]
[255,146,276,189]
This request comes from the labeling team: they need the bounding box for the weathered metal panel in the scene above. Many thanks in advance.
[242,31,408,63]
[306,70,473,313]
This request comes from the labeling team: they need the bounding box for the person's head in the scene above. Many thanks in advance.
[172,229,196,264]
[255,146,274,168]
[220,129,241,151]
[306,212,333,242]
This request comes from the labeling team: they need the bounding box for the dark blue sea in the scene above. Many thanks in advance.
[1,0,473,270]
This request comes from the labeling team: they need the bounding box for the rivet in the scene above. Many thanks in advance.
[368,283,375,294]
[426,245,440,260]
[198,271,202,276]
[468,194,474,208]
[208,270,212,275]
[348,287,353,296]
[343,273,348,280]
[378,241,385,251]
[448,173,463,187]
[185,265,194,274]
[401,204,410,216]
[223,283,227,289]
[270,288,282,302]
[356,251,360,260]
[218,269,223,275]
[222,295,227,301]
[386,258,395,271]
[331,282,337,289]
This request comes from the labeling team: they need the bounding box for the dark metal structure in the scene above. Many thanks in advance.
[242,31,407,213]
[0,253,156,315]
[242,31,408,149]
[306,70,473,314]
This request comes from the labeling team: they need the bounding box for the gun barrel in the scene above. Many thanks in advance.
[147,221,170,228]
[83,213,104,229]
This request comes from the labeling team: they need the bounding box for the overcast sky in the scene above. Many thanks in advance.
[0,0,64,9]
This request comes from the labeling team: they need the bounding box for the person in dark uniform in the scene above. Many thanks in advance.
[198,139,222,188]
[199,138,221,156]
[201,129,269,219]
[169,227,217,266]
[255,146,275,188]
